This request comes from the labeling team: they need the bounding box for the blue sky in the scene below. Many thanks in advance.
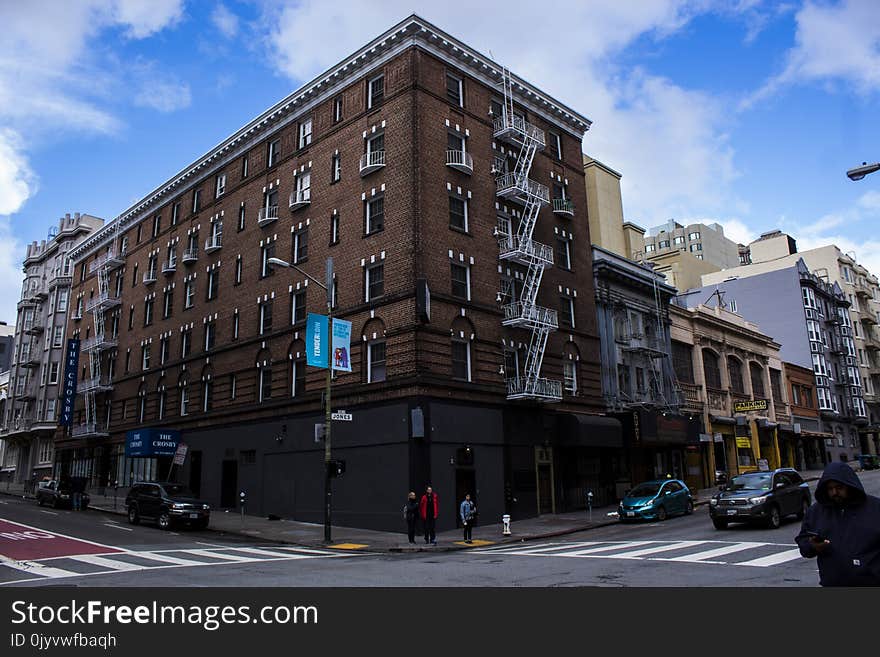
[1,1,879,323]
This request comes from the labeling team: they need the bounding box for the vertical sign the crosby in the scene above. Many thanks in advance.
[59,338,80,427]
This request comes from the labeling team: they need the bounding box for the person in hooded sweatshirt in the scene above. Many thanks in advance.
[795,461,880,587]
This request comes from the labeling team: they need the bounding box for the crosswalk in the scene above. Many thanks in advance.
[0,544,357,585]
[473,540,807,568]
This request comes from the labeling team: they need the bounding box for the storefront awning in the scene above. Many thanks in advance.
[709,415,736,425]
[801,430,833,440]
[560,414,622,448]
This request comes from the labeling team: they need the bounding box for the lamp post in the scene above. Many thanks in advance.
[268,256,334,543]
[846,161,880,181]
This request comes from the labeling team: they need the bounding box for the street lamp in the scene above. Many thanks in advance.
[846,161,880,181]
[267,256,335,543]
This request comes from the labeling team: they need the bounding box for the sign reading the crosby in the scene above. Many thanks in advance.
[125,428,181,457]
[734,398,769,413]
[59,338,80,427]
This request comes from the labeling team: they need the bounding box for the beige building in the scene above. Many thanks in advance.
[583,155,645,259]
[642,249,720,292]
[642,220,741,270]
[670,301,788,485]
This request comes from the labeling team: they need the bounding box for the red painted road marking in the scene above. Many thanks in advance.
[0,517,121,561]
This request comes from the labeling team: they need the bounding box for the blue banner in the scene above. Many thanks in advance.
[125,428,181,457]
[331,318,352,372]
[59,338,80,427]
[306,313,329,368]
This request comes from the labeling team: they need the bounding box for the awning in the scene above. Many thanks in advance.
[801,430,833,440]
[559,414,622,448]
[709,415,736,425]
[757,419,777,429]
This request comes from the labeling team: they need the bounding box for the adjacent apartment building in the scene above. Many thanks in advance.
[57,15,609,531]
[0,213,104,485]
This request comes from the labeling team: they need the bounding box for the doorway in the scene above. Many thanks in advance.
[537,464,553,514]
[454,468,476,527]
[220,459,238,508]
[189,451,202,497]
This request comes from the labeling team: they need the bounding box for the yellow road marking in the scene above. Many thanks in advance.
[329,543,368,550]
[454,539,495,547]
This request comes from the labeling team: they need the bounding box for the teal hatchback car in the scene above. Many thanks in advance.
[618,479,694,522]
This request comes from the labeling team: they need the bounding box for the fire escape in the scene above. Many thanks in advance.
[494,70,560,402]
[74,223,123,438]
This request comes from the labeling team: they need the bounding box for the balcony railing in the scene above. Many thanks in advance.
[23,319,45,335]
[678,382,704,411]
[162,260,177,274]
[860,314,878,326]
[79,377,113,393]
[81,334,118,353]
[20,351,40,368]
[85,293,121,313]
[445,149,473,174]
[498,235,554,266]
[289,189,311,210]
[706,387,728,412]
[258,205,279,226]
[492,114,546,147]
[142,271,157,285]
[71,422,109,438]
[88,250,124,274]
[495,173,550,203]
[502,302,558,329]
[48,272,73,289]
[204,235,222,253]
[359,150,386,177]
[552,198,575,217]
[182,247,198,264]
[506,376,562,402]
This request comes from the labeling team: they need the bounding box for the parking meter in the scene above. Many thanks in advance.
[239,491,246,525]
[587,490,594,522]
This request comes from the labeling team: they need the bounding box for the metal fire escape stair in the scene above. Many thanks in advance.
[495,68,560,402]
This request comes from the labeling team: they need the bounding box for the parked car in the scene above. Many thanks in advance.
[856,454,879,470]
[709,467,811,530]
[619,478,693,522]
[36,479,90,510]
[125,482,210,530]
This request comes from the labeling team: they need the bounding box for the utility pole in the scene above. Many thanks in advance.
[323,257,333,543]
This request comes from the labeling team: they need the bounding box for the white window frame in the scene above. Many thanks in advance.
[449,195,468,232]
[563,360,578,394]
[205,322,215,351]
[366,340,386,383]
[295,171,311,202]
[298,118,312,149]
[52,326,63,348]
[142,344,151,370]
[215,174,226,198]
[446,72,463,107]
[332,154,341,182]
[451,262,471,301]
[48,362,60,385]
[268,139,280,167]
[365,196,384,234]
[192,188,201,214]
[203,379,212,412]
[365,263,384,302]
[451,339,471,382]
[158,389,166,420]
[185,281,195,308]
[334,97,343,122]
[368,74,384,109]
[293,228,308,264]
[259,367,271,403]
[180,382,189,416]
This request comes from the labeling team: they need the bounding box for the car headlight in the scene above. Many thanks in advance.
[710,498,718,506]
[749,495,768,505]
[172,503,185,509]
[641,499,655,507]
[60,494,69,499]
[202,504,210,510]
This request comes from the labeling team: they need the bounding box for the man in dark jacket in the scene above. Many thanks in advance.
[419,486,439,545]
[795,462,880,586]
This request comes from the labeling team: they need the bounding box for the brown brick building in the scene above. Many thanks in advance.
[58,15,610,531]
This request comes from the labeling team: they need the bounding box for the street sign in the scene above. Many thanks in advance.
[172,443,188,466]
[736,437,752,449]
[331,411,352,421]
[734,398,768,413]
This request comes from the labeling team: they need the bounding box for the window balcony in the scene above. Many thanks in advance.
[502,302,558,329]
[182,247,199,264]
[289,189,311,211]
[143,271,157,285]
[506,376,562,402]
[78,376,113,394]
[162,260,177,275]
[495,173,549,203]
[71,422,109,438]
[204,235,222,254]
[81,334,117,353]
[552,198,575,217]
[85,293,121,313]
[23,319,45,335]
[445,150,473,175]
[359,150,385,177]
[258,205,279,227]
[28,288,48,303]
[21,352,41,368]
[492,114,546,149]
[677,382,705,413]
[88,250,125,274]
[860,314,878,326]
[48,272,73,289]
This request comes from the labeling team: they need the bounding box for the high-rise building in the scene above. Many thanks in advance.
[57,15,611,529]
[640,220,741,270]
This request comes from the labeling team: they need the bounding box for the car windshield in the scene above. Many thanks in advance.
[629,483,661,498]
[162,484,195,497]
[727,474,771,491]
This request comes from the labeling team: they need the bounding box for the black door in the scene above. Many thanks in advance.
[189,451,202,498]
[220,459,238,508]
[538,464,553,514]
[454,468,476,527]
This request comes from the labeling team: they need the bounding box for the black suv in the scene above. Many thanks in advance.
[709,467,811,530]
[125,482,210,530]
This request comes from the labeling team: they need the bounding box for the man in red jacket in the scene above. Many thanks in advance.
[419,485,439,544]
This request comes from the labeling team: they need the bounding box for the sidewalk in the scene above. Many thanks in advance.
[0,469,828,553]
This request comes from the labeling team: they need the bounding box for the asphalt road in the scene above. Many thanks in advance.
[2,469,878,587]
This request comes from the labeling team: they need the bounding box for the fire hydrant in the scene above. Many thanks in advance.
[502,514,511,536]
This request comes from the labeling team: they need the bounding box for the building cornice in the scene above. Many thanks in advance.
[69,14,592,262]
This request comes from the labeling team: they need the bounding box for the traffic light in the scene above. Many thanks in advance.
[327,459,346,478]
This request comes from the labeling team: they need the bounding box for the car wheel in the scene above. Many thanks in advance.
[158,510,171,530]
[685,500,694,515]
[796,498,809,520]
[766,505,781,529]
[127,505,140,525]
[712,518,728,530]
[656,506,668,521]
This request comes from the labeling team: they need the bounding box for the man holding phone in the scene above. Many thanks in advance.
[796,462,880,586]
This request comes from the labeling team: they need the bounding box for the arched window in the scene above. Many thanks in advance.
[749,362,765,397]
[563,343,580,395]
[727,356,744,393]
[362,318,386,383]
[702,349,721,389]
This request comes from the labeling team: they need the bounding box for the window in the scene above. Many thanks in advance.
[57,289,68,312]
[298,118,312,149]
[291,291,306,324]
[689,243,703,252]
[770,369,783,404]
[259,300,273,335]
[207,270,219,301]
[235,257,242,285]
[267,138,281,168]
[290,355,306,396]
[204,321,216,351]
[446,72,463,107]
[132,262,139,287]
[152,215,161,238]
[563,361,577,393]
[451,263,470,300]
[136,224,142,243]
[180,379,189,416]
[233,311,239,340]
[365,263,384,302]
[750,363,765,397]
[171,202,180,226]
[330,214,340,245]
[673,235,685,245]
[260,243,276,279]
[688,231,701,240]
[293,228,308,264]
[160,336,169,365]
[163,289,173,319]
[555,238,571,270]
[658,240,670,249]
[333,96,343,123]
[142,344,151,370]
[548,131,562,160]
[144,298,154,326]
[368,74,384,108]
[644,244,656,253]
[559,296,575,328]
[259,367,272,402]
[125,350,131,373]
[367,340,386,382]
[38,437,54,463]
[181,329,192,358]
[671,341,694,383]
[802,286,817,309]
[48,361,60,384]
[702,350,721,389]
[215,174,226,198]
[53,326,63,348]
[812,353,828,376]
[157,388,166,419]
[237,203,246,231]
[230,374,237,400]
[192,188,201,214]
[807,319,821,342]
[365,196,384,234]
[294,171,310,204]
[618,364,631,396]
[449,196,468,231]
[791,384,801,406]
[451,340,471,380]
[241,154,249,179]
[184,280,195,309]
[448,131,466,155]
[728,358,744,393]
[331,154,341,183]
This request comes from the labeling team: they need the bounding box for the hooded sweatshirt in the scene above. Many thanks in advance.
[795,462,880,587]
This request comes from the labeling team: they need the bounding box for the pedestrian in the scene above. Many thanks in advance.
[795,461,880,587]
[460,493,476,544]
[403,491,419,544]
[419,485,439,545]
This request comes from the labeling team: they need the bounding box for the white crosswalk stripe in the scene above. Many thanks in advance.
[0,545,359,585]
[474,539,807,569]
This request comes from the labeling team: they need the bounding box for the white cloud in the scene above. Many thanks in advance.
[0,217,26,324]
[111,0,185,38]
[0,130,37,216]
[131,60,192,113]
[211,4,240,39]
[714,218,757,245]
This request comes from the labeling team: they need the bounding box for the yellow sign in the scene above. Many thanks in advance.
[736,437,752,449]
[734,399,768,413]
